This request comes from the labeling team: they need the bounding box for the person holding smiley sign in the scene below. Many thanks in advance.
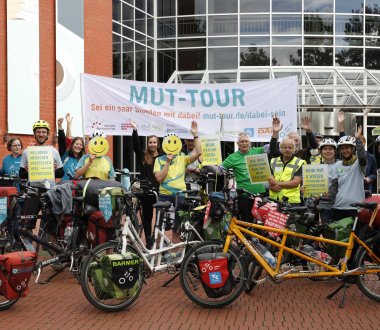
[154,121,202,240]
[74,130,116,180]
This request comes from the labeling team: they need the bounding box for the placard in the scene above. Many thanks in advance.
[27,146,55,182]
[0,197,7,225]
[245,154,271,183]
[200,136,222,165]
[302,164,329,198]
[99,194,112,222]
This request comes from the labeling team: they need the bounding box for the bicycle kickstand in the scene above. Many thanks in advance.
[161,273,180,287]
[326,279,349,308]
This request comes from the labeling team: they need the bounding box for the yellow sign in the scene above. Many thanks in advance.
[28,146,55,182]
[200,136,222,165]
[245,154,271,183]
[372,125,380,136]
[302,164,329,198]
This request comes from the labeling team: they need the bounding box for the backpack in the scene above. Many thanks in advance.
[0,251,37,300]
[197,252,234,298]
[89,252,142,300]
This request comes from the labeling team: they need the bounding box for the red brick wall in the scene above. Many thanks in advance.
[84,0,113,159]
[0,1,8,157]
[0,1,113,162]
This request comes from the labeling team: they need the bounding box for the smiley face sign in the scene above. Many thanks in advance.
[162,133,182,155]
[88,130,109,157]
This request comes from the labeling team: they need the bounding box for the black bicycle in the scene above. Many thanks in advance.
[0,180,90,310]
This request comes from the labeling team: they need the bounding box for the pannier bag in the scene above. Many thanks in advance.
[197,252,234,298]
[203,192,229,240]
[85,205,115,248]
[358,195,380,227]
[0,251,37,300]
[90,252,142,300]
[323,217,354,264]
[99,187,125,228]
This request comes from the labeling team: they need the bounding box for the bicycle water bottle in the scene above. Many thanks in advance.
[252,239,277,268]
[121,168,130,190]
[299,244,332,264]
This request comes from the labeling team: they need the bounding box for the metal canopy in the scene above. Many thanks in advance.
[168,67,380,110]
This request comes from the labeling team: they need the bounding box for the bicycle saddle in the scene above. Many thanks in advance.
[153,201,172,209]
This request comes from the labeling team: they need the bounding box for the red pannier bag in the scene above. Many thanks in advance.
[0,251,37,300]
[197,252,234,298]
[0,186,18,208]
[85,206,115,247]
[358,196,380,227]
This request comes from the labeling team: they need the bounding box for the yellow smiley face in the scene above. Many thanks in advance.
[88,136,109,157]
[162,134,182,155]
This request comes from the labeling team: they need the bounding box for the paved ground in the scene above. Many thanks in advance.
[2,265,379,330]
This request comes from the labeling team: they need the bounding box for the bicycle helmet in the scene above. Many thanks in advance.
[319,138,337,149]
[33,120,50,132]
[90,129,106,139]
[337,135,356,147]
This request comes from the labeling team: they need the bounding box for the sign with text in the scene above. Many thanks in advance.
[27,146,55,182]
[200,136,222,165]
[302,164,329,198]
[245,154,271,183]
[81,74,298,141]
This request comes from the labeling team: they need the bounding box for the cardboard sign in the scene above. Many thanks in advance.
[302,164,329,198]
[27,146,55,182]
[200,136,222,166]
[245,153,271,183]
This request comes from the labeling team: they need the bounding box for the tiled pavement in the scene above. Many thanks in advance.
[1,266,379,330]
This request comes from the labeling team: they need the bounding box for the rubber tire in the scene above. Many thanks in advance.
[80,241,144,312]
[354,244,380,302]
[180,241,246,309]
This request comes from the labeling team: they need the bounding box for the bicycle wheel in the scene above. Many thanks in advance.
[354,243,380,302]
[0,296,18,311]
[245,256,264,294]
[80,241,144,312]
[180,241,246,308]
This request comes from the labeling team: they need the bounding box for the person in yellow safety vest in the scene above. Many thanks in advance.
[268,138,305,205]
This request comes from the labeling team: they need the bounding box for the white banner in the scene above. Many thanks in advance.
[81,74,298,141]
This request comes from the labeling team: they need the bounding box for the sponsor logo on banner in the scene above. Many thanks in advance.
[258,127,273,136]
[244,128,254,137]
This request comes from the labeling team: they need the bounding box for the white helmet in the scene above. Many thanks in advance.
[90,130,106,139]
[319,138,337,149]
[337,135,356,147]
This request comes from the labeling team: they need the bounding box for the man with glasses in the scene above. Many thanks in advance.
[221,117,281,221]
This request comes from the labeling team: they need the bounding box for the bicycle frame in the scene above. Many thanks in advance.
[120,213,202,273]
[223,215,380,279]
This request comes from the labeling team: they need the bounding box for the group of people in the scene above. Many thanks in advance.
[0,112,378,246]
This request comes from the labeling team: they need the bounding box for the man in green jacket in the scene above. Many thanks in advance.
[221,117,282,221]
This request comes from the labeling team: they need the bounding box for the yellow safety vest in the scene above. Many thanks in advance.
[269,156,305,204]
